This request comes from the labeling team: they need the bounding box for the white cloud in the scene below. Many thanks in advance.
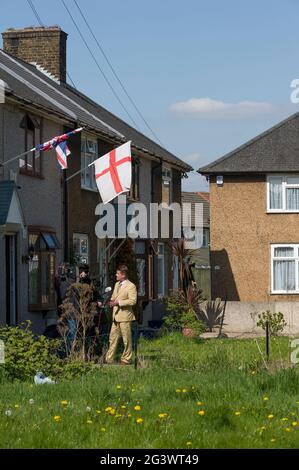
[170,97,276,119]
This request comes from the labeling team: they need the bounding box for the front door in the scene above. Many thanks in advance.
[5,234,18,325]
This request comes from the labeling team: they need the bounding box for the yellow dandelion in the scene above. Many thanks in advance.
[86,420,93,424]
[292,421,298,427]
[60,400,68,406]
[136,418,143,424]
[14,405,20,409]
[53,415,61,422]
[186,442,192,446]
[281,418,288,422]
[96,410,101,414]
[270,438,276,442]
[263,397,269,401]
[235,411,241,416]
[267,414,274,419]
[128,413,132,417]
[134,405,141,411]
[251,371,256,375]
[109,409,116,415]
[197,401,203,406]
[121,405,126,409]
[198,410,205,416]
[115,414,122,418]
[182,389,188,393]
[158,413,168,419]
[116,385,122,389]
[285,428,291,432]
[105,407,112,412]
[176,389,182,393]
[100,427,106,432]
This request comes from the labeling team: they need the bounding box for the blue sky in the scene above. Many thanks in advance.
[1,0,299,190]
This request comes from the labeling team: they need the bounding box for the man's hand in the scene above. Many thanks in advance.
[109,299,119,307]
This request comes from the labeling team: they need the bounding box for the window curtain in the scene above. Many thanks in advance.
[269,178,282,209]
[286,188,299,210]
[274,247,294,257]
[273,260,295,291]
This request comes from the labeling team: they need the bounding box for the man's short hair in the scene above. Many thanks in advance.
[117,265,129,277]
[79,264,89,274]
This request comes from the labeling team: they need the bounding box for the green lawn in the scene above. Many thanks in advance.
[0,333,299,449]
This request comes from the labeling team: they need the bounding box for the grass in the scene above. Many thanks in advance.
[0,333,299,449]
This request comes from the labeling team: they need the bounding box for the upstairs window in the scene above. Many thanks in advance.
[162,166,172,204]
[268,175,299,212]
[81,136,98,191]
[19,115,41,176]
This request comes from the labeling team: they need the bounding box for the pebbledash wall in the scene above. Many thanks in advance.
[0,102,64,332]
[209,175,299,334]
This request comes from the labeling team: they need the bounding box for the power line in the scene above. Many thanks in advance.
[73,0,164,147]
[27,0,43,26]
[60,0,141,131]
[25,0,77,89]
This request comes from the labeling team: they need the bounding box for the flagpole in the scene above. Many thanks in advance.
[0,127,84,168]
[65,164,90,182]
[0,148,36,167]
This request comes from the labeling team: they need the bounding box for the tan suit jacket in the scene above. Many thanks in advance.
[111,280,137,322]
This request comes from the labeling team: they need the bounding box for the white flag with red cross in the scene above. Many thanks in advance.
[91,141,132,204]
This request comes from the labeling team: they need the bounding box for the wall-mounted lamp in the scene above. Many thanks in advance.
[22,244,35,264]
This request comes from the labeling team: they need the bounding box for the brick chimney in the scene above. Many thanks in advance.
[2,26,68,83]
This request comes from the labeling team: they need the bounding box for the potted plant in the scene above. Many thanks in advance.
[163,288,206,338]
[180,308,205,338]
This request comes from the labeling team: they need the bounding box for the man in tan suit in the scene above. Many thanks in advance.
[105,265,137,365]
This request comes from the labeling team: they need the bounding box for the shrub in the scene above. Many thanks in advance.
[0,321,94,383]
[0,321,62,382]
[58,282,98,361]
[256,310,287,336]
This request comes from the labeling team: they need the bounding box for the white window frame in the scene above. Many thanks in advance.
[267,174,299,213]
[73,233,89,265]
[271,243,299,294]
[81,135,98,192]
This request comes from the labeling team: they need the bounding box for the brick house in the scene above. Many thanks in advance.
[198,113,299,334]
[0,26,191,332]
